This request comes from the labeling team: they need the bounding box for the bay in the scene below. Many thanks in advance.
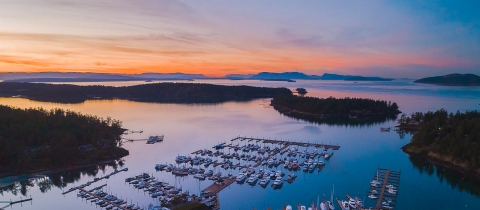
[0,79,479,210]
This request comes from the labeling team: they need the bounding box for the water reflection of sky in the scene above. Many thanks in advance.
[0,80,479,210]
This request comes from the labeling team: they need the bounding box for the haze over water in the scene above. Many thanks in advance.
[0,80,479,210]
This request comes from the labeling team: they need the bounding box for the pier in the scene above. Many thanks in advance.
[0,197,33,210]
[201,176,236,195]
[229,136,341,150]
[370,168,400,210]
[194,177,236,210]
[78,188,128,210]
[62,167,126,195]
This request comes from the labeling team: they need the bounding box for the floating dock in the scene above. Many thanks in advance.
[370,168,400,210]
[0,197,33,210]
[78,188,128,210]
[201,176,236,195]
[230,136,341,150]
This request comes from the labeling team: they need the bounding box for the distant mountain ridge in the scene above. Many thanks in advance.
[0,71,393,82]
[414,73,480,86]
[246,72,393,81]
[0,72,208,82]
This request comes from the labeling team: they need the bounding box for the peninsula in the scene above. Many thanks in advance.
[0,105,128,176]
[271,94,401,119]
[414,73,480,86]
[401,109,480,178]
[0,82,292,104]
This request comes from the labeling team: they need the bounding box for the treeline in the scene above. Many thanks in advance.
[405,109,480,169]
[0,82,292,103]
[271,95,400,117]
[0,105,126,172]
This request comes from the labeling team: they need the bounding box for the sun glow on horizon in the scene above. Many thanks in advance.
[0,1,478,78]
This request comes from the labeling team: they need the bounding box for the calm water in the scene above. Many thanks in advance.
[0,79,479,210]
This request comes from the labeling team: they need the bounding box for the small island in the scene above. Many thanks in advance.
[271,94,401,119]
[414,73,480,86]
[0,105,128,176]
[401,109,480,178]
[0,82,292,104]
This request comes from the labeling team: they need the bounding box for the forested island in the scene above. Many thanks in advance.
[0,105,128,176]
[0,82,292,103]
[270,95,401,119]
[401,109,480,178]
[414,73,480,86]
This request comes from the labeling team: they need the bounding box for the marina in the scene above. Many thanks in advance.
[1,79,478,210]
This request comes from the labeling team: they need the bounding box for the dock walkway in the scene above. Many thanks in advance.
[202,176,236,195]
[229,136,340,150]
[370,168,401,210]
[78,188,128,210]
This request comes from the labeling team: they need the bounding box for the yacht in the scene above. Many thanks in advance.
[175,155,185,163]
[348,198,357,209]
[340,200,350,210]
[204,169,214,177]
[247,175,259,185]
[236,173,247,183]
[259,177,270,186]
[320,202,327,210]
[267,158,274,166]
[272,177,284,187]
[246,167,256,176]
[387,188,397,194]
[155,164,167,170]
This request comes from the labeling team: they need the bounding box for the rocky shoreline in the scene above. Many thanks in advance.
[401,143,480,180]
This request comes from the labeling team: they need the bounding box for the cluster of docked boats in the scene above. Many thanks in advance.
[125,173,194,207]
[155,162,225,180]
[339,197,363,210]
[77,190,139,210]
[146,135,164,144]
[235,167,297,188]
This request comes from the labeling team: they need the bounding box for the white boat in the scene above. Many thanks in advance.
[267,158,274,166]
[236,173,247,182]
[246,175,258,185]
[259,177,270,186]
[387,188,397,194]
[246,167,256,175]
[368,194,378,199]
[348,198,357,209]
[272,177,283,186]
[320,202,327,210]
[155,164,167,170]
[341,200,350,210]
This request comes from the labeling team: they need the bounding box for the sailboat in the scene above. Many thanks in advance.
[371,169,381,186]
[327,185,335,210]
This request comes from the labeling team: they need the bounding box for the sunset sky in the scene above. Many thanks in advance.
[0,0,479,78]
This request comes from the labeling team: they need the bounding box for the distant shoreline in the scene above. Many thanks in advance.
[272,105,399,119]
